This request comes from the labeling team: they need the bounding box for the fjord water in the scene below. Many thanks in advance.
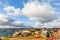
[0,28,25,37]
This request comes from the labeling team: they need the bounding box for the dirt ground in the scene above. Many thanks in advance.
[8,37,46,40]
[2,36,58,40]
[8,37,59,40]
[9,38,45,40]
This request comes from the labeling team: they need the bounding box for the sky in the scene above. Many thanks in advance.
[0,0,60,28]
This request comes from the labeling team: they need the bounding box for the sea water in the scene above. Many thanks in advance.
[0,28,25,37]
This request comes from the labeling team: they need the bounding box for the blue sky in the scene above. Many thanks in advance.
[0,0,34,24]
[0,0,60,28]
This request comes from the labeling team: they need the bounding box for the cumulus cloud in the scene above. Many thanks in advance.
[22,1,57,23]
[0,14,32,28]
[0,14,14,25]
[12,21,32,28]
[52,17,60,28]
[12,21,24,27]
[0,14,8,22]
[33,22,52,28]
[0,0,59,28]
[4,6,22,16]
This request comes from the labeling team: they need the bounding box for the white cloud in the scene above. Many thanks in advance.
[4,6,22,16]
[0,14,8,22]
[12,21,22,26]
[0,14,32,28]
[22,1,56,23]
[32,16,60,28]
[0,25,18,28]
[33,22,52,28]
[33,22,43,28]
[1,0,59,28]
[0,14,14,25]
[0,14,7,21]
[12,21,32,28]
[52,17,60,27]
[4,6,15,12]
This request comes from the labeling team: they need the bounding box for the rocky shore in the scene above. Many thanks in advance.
[1,28,60,40]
